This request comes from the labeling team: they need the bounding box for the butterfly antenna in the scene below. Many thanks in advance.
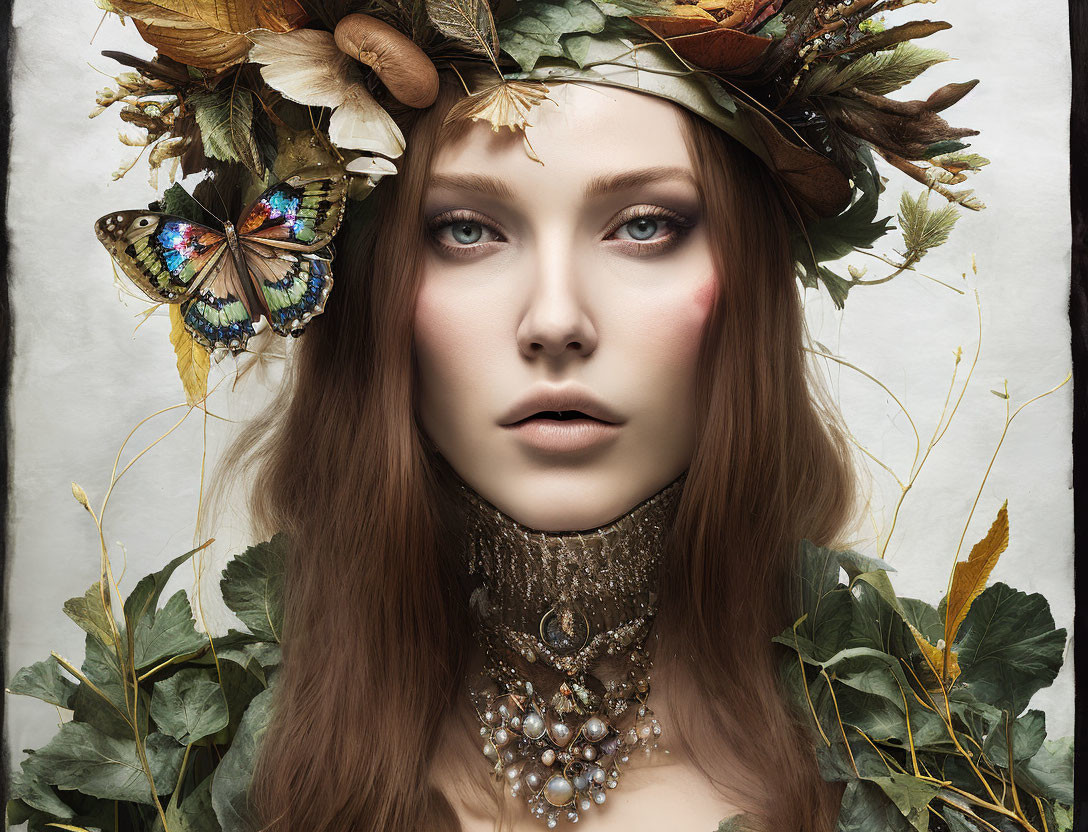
[203,182,230,226]
[195,192,227,226]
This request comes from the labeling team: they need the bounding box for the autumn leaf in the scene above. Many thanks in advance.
[425,0,499,62]
[945,501,1009,647]
[906,619,961,691]
[444,80,552,133]
[168,304,210,405]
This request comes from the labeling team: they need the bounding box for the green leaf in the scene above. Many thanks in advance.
[836,550,894,581]
[156,184,210,225]
[8,656,78,708]
[188,88,262,174]
[796,42,949,99]
[220,535,287,643]
[793,540,853,660]
[22,724,184,805]
[150,668,230,745]
[498,0,608,71]
[211,685,276,831]
[1053,803,1073,832]
[63,581,117,647]
[867,774,941,832]
[123,545,206,635]
[133,589,209,671]
[73,630,151,741]
[982,709,1046,768]
[898,187,959,256]
[836,780,916,832]
[9,759,77,818]
[940,805,984,832]
[151,772,222,832]
[1012,737,1073,804]
[215,641,282,687]
[955,583,1067,715]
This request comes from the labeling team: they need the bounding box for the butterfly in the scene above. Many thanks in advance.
[94,169,349,354]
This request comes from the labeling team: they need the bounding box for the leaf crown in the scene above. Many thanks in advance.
[93,0,989,308]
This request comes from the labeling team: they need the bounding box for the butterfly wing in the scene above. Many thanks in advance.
[180,251,261,353]
[240,241,334,338]
[236,169,348,253]
[95,212,227,303]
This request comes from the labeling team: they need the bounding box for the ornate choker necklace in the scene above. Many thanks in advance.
[452,473,686,828]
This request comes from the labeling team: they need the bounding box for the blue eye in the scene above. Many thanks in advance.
[624,217,659,240]
[451,222,483,244]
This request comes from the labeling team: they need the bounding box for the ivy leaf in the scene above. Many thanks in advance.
[982,709,1046,768]
[7,656,78,708]
[187,88,263,175]
[836,780,916,832]
[211,685,276,831]
[150,771,220,832]
[123,544,207,637]
[63,581,117,647]
[8,758,77,818]
[1012,737,1073,804]
[132,589,208,671]
[150,668,230,745]
[220,535,287,643]
[955,583,1067,715]
[168,303,211,405]
[22,724,183,805]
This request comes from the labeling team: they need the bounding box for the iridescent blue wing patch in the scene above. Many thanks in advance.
[236,170,348,252]
[94,212,226,303]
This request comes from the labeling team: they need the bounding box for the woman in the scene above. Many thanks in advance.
[215,67,860,831]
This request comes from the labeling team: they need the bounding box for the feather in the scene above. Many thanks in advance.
[248,29,405,157]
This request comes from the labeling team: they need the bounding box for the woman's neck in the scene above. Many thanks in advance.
[442,471,687,827]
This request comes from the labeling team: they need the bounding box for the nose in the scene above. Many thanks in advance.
[516,240,598,360]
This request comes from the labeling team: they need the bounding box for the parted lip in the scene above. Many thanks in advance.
[499,385,624,426]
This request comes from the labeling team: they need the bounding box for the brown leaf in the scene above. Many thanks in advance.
[944,501,1009,648]
[630,14,772,74]
[425,0,499,61]
[827,82,980,161]
[111,0,306,70]
[118,0,306,34]
[907,621,961,692]
[168,304,211,404]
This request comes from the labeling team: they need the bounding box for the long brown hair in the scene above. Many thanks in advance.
[211,72,860,832]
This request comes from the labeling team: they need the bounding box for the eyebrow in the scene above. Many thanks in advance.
[426,166,697,201]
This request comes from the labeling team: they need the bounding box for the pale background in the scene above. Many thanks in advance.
[5,0,1075,786]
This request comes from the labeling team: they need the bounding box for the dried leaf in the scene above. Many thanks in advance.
[248,29,405,157]
[444,79,551,133]
[425,0,499,61]
[906,620,961,690]
[945,501,1009,648]
[114,0,306,34]
[795,42,950,99]
[112,1,254,70]
[71,483,92,513]
[169,304,211,404]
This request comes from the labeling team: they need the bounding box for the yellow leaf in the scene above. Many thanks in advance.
[944,501,1009,647]
[906,623,961,690]
[168,304,210,405]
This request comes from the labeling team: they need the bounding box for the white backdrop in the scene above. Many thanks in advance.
[5,0,1075,783]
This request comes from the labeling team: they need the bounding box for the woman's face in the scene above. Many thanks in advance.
[413,83,717,531]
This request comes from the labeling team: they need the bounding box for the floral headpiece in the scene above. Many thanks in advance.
[91,0,988,388]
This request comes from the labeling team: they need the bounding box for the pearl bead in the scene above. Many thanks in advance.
[544,775,574,806]
[582,745,597,761]
[505,765,521,782]
[583,716,608,741]
[580,798,592,811]
[482,742,497,760]
[522,712,546,740]
[550,723,572,746]
[526,772,542,790]
[593,790,606,804]
[591,768,606,784]
[502,749,516,765]
[493,728,510,747]
[483,710,498,726]
[573,775,589,791]
[541,749,556,766]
